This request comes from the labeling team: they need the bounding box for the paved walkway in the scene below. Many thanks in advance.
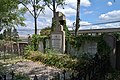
[9,60,62,80]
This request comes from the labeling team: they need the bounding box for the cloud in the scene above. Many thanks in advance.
[79,21,120,29]
[80,21,91,26]
[81,0,91,7]
[84,10,93,14]
[67,21,92,30]
[65,0,91,10]
[79,21,99,30]
[107,2,112,6]
[99,10,120,20]
[103,23,120,28]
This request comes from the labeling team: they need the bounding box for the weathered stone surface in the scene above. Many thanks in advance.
[51,28,65,53]
[51,12,66,53]
[104,34,116,69]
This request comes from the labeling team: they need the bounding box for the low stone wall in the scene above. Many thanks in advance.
[66,41,97,57]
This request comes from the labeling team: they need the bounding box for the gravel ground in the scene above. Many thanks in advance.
[9,60,62,80]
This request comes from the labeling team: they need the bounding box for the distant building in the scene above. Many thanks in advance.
[19,35,30,43]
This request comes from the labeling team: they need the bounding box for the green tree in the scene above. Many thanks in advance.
[6,28,12,41]
[40,27,51,36]
[0,0,26,30]
[19,0,45,34]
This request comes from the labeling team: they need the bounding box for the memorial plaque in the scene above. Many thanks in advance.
[51,34,62,51]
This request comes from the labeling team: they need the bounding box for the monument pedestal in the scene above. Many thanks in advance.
[51,25,65,53]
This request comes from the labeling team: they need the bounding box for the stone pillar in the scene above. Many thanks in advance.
[104,34,116,69]
[51,12,66,53]
[38,41,44,53]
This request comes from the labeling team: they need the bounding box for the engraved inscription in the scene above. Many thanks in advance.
[51,34,62,50]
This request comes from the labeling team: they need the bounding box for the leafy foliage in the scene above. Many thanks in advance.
[40,27,51,36]
[30,34,49,51]
[20,0,45,34]
[43,0,66,10]
[24,48,97,71]
[67,34,112,58]
[25,50,78,69]
[0,0,26,29]
[97,34,111,56]
[24,45,35,57]
[67,35,99,50]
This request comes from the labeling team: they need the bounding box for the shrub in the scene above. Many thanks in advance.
[25,51,78,69]
[106,71,120,80]
[31,35,48,51]
[24,45,34,58]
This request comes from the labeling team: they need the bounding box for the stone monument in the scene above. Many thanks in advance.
[104,34,116,69]
[51,12,66,53]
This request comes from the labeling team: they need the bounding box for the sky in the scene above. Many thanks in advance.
[17,0,120,35]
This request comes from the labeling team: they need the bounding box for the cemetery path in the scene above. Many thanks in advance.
[9,60,61,80]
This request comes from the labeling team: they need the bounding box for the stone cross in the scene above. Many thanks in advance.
[55,12,61,31]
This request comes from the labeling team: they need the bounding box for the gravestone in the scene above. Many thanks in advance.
[28,34,31,45]
[38,41,44,52]
[83,41,97,55]
[104,34,116,69]
[51,12,65,53]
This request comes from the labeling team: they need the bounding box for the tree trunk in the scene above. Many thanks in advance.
[75,0,80,36]
[51,0,56,31]
[53,0,56,18]
[34,16,37,34]
[33,0,37,35]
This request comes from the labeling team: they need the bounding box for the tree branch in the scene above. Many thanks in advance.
[21,2,34,17]
[47,4,53,11]
[45,2,53,11]
[29,0,34,6]
[56,4,58,10]
[36,8,43,18]
[30,0,34,4]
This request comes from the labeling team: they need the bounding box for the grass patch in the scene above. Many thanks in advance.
[0,52,25,64]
